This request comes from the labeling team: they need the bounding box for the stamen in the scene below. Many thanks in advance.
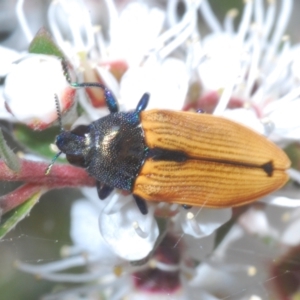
[48,1,65,53]
[262,0,276,42]
[260,117,275,136]
[26,269,110,282]
[15,253,100,274]
[152,1,200,60]
[148,258,157,268]
[213,226,244,259]
[16,0,33,43]
[247,265,257,276]
[132,221,148,239]
[243,26,261,98]
[102,0,118,42]
[94,25,106,59]
[213,78,235,115]
[236,0,253,44]
[159,15,195,59]
[254,0,263,27]
[224,9,239,34]
[166,0,178,27]
[113,265,123,277]
[264,86,300,114]
[199,0,222,33]
[186,212,201,236]
[252,38,293,106]
[263,0,292,67]
[48,0,95,53]
[60,245,83,257]
[249,295,262,300]
[155,261,180,272]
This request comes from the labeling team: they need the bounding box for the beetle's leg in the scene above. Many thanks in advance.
[135,93,150,113]
[71,82,119,113]
[182,204,192,209]
[96,181,114,200]
[133,195,148,215]
[104,88,119,113]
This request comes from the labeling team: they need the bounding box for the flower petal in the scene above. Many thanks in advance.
[281,218,300,246]
[3,54,75,130]
[0,46,21,77]
[110,2,165,65]
[71,200,119,262]
[198,33,242,91]
[99,192,159,260]
[222,108,265,134]
[120,58,189,111]
[180,207,232,238]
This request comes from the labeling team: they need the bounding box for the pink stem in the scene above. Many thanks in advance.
[0,160,96,187]
[0,183,45,214]
[0,159,97,215]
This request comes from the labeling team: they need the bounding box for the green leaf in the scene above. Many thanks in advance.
[14,124,66,162]
[0,192,41,239]
[0,129,21,172]
[28,27,64,58]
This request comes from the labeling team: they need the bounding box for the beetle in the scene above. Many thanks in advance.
[51,82,290,215]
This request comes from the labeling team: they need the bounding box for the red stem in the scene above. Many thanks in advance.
[0,183,45,214]
[0,159,97,215]
[0,160,95,187]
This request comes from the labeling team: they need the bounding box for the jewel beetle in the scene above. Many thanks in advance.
[52,82,290,215]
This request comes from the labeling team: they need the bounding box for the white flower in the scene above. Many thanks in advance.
[186,0,300,214]
[10,1,300,298]
[3,54,76,130]
[0,46,23,120]
[175,206,232,239]
[44,0,202,117]
[97,190,159,261]
[192,0,300,146]
[119,57,189,111]
[16,191,237,299]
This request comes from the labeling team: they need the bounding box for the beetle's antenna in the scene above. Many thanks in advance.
[61,58,72,84]
[54,94,63,132]
[61,57,119,112]
[45,151,62,175]
[61,57,107,90]
[45,94,64,175]
[70,81,107,90]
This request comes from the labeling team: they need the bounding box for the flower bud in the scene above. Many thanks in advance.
[4,54,76,130]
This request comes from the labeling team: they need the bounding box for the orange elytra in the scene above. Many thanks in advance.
[134,110,290,208]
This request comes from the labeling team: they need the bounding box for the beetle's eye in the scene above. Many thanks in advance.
[71,125,90,137]
[66,154,86,168]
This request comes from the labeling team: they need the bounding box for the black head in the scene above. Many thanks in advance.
[56,124,91,167]
[45,95,91,174]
